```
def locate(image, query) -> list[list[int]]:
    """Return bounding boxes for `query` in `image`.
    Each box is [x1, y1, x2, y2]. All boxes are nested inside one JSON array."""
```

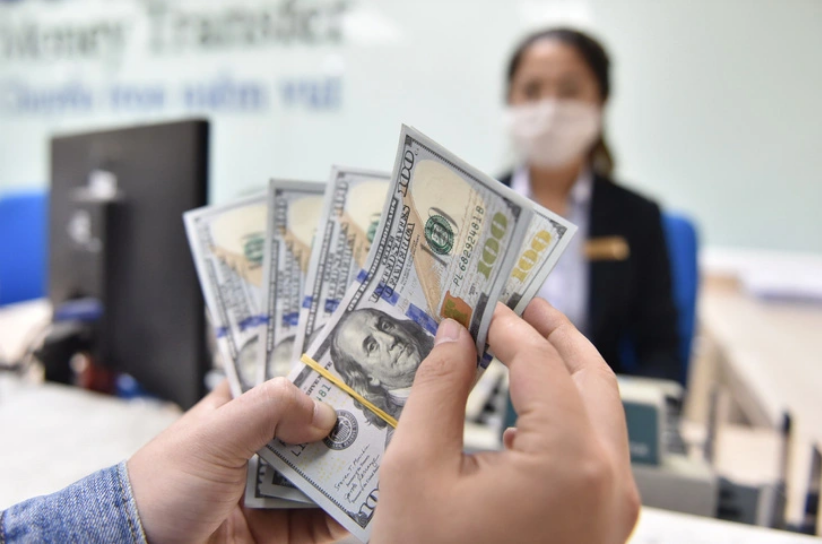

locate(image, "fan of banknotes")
[[184, 125, 577, 541]]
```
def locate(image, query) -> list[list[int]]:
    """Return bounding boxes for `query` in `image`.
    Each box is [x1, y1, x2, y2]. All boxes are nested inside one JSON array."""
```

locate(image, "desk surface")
[[629, 507, 820, 543], [0, 378, 181, 510], [0, 298, 50, 363], [700, 277, 822, 532], [700, 279, 822, 434]]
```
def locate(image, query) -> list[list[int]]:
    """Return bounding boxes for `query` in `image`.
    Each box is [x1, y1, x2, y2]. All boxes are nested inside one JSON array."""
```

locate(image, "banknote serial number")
[[317, 383, 332, 398], [453, 206, 485, 287]]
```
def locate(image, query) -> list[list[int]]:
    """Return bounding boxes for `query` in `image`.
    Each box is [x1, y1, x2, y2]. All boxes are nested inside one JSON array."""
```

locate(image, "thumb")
[[199, 377, 338, 465], [388, 319, 477, 469]]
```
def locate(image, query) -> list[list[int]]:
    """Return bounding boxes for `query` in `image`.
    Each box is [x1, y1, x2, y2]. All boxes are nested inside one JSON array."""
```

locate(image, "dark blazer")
[[500, 172, 681, 381]]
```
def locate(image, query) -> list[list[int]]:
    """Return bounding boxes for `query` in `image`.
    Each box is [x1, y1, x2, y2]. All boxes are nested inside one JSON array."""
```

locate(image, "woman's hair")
[[506, 27, 615, 177]]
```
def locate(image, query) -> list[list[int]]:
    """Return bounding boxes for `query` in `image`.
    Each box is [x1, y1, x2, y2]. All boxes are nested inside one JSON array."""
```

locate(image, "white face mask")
[[504, 99, 602, 170]]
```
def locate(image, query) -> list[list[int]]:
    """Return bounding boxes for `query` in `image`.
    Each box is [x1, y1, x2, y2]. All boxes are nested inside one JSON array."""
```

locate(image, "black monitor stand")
[[39, 184, 118, 390]]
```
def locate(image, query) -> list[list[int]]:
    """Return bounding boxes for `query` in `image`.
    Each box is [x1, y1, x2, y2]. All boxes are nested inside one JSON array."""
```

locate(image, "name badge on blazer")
[[585, 236, 630, 261]]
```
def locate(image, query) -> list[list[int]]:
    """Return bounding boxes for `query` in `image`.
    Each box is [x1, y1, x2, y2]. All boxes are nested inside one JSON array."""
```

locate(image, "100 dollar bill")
[[245, 456, 313, 509], [254, 180, 325, 383], [259, 125, 535, 541], [290, 166, 391, 366], [253, 168, 389, 509], [500, 205, 576, 314], [245, 180, 325, 509], [184, 193, 268, 397]]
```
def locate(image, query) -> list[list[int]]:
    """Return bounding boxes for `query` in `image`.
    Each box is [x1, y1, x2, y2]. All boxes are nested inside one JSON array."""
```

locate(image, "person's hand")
[[128, 378, 348, 544], [372, 299, 640, 543]]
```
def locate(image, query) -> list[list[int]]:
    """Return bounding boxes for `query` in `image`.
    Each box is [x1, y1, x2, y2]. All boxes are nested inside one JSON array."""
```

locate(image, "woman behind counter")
[[501, 27, 681, 381]]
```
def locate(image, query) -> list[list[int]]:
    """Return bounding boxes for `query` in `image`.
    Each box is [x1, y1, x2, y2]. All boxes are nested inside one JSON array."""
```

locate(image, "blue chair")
[[0, 190, 49, 306], [661, 212, 699, 385], [614, 212, 700, 384]]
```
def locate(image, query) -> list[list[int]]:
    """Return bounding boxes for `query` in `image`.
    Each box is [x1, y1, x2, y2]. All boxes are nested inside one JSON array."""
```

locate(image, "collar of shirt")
[[511, 165, 594, 212]]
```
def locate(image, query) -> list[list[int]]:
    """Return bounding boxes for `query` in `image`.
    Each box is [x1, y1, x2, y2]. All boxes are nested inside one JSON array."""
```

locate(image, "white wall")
[[596, 0, 822, 254], [1, 0, 820, 253]]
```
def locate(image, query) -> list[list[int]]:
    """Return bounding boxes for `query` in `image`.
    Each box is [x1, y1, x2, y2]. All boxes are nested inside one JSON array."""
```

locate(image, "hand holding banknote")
[[127, 379, 346, 544], [371, 299, 640, 544], [125, 300, 637, 544], [259, 127, 576, 539]]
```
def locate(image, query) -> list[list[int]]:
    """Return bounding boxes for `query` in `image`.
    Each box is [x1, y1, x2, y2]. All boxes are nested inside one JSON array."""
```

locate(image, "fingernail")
[[435, 318, 462, 345], [312, 400, 337, 430]]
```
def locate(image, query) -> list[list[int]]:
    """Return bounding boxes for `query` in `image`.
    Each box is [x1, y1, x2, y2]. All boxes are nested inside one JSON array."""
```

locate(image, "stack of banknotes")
[[184, 125, 577, 541]]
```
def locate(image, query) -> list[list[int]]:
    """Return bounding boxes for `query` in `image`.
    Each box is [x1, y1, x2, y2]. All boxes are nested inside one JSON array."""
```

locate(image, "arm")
[[1, 462, 146, 543]]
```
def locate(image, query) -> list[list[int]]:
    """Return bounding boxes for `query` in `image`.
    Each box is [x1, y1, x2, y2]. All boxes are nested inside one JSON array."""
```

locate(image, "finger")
[[487, 303, 581, 420], [181, 379, 233, 424], [523, 298, 630, 463], [197, 377, 338, 465], [502, 427, 517, 450], [388, 319, 476, 469]]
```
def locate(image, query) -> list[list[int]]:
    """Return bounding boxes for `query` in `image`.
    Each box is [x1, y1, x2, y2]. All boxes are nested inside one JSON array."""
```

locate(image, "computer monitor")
[[49, 119, 209, 409]]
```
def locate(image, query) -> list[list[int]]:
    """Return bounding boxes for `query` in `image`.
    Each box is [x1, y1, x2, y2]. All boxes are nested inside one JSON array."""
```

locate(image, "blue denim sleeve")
[[0, 461, 147, 544]]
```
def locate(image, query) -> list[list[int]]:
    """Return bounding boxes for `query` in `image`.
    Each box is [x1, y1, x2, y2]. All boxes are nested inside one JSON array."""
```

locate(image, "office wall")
[[1, 0, 820, 253]]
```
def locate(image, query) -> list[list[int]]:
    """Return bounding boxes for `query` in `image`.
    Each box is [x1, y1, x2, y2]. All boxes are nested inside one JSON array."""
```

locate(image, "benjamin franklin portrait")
[[329, 308, 434, 427]]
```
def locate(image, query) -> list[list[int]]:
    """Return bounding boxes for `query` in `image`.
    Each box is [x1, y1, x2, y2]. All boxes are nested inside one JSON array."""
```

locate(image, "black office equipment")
[[48, 119, 209, 409]]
